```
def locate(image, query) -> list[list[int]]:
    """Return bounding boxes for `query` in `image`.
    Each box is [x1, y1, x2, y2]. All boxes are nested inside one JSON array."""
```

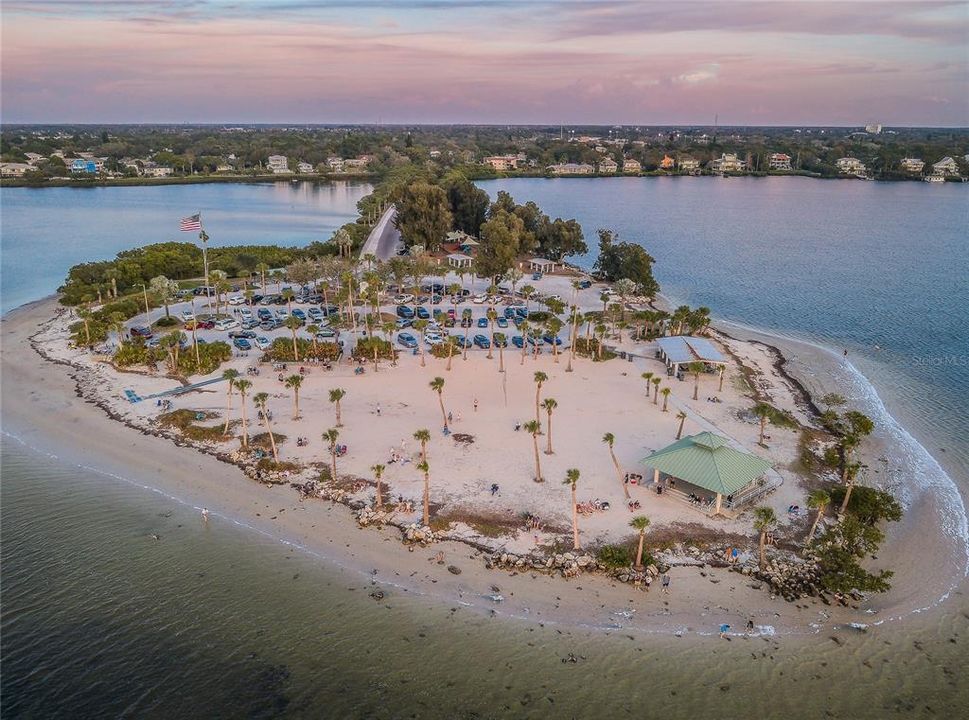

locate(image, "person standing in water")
[[201, 508, 209, 521]]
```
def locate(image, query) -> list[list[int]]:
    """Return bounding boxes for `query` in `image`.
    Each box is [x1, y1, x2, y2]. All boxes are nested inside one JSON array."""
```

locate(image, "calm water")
[[3, 178, 968, 717], [0, 181, 371, 313], [478, 177, 969, 491]]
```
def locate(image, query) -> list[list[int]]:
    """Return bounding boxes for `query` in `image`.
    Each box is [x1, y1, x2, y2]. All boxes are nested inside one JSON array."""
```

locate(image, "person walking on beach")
[[662, 574, 671, 593], [376, 402, 381, 417], [719, 623, 731, 639], [201, 508, 209, 522]]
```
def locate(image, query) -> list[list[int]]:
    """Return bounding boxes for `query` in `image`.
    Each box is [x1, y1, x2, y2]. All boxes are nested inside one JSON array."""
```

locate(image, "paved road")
[[360, 205, 400, 261]]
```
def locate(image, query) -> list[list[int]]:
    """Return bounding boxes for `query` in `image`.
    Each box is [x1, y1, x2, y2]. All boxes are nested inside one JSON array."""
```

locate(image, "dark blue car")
[[543, 334, 563, 346], [473, 334, 491, 349], [511, 335, 525, 348], [503, 307, 516, 319], [416, 306, 431, 319], [477, 316, 489, 328], [233, 337, 252, 351]]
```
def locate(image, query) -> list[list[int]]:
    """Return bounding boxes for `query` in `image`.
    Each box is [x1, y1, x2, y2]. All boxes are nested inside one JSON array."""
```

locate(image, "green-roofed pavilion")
[[641, 432, 772, 514]]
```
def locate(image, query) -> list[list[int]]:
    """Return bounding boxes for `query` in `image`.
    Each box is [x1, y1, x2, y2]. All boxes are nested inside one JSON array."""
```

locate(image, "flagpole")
[[198, 211, 210, 309]]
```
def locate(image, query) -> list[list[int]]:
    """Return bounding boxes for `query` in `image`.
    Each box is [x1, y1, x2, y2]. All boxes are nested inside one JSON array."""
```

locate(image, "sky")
[[2, 0, 967, 126]]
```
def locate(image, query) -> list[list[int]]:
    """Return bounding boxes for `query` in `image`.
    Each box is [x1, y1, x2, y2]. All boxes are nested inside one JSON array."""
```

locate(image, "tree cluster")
[[592, 229, 660, 298]]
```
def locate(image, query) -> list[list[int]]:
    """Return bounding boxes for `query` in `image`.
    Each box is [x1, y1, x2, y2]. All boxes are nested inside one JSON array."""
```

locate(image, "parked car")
[[527, 334, 545, 347], [496, 317, 509, 329], [228, 295, 245, 305], [452, 334, 472, 349], [395, 317, 413, 329], [241, 319, 260, 330], [291, 309, 306, 321], [396, 305, 415, 319], [259, 320, 281, 331], [130, 326, 153, 338], [543, 334, 563, 346], [476, 316, 489, 328], [180, 310, 195, 322], [214, 319, 240, 331], [472, 293, 488, 304], [321, 305, 339, 317], [316, 328, 338, 339], [307, 308, 324, 320], [233, 337, 252, 351], [228, 330, 256, 339], [397, 332, 418, 349], [578, 279, 592, 289], [473, 334, 491, 349], [257, 308, 273, 320], [254, 336, 271, 351], [393, 293, 415, 305], [416, 306, 431, 320], [511, 335, 525, 348], [424, 332, 445, 346], [240, 308, 253, 319]]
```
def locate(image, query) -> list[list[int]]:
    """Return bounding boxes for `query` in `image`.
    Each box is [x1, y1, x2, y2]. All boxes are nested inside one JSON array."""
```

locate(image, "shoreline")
[[3, 296, 966, 640]]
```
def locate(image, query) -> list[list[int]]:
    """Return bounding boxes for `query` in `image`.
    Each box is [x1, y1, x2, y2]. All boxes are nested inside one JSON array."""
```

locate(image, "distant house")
[[326, 157, 345, 171], [296, 161, 314, 174], [865, 124, 882, 135], [678, 157, 700, 171], [621, 158, 641, 173], [932, 156, 959, 176], [267, 155, 290, 174], [836, 157, 867, 176], [24, 152, 45, 164], [598, 158, 618, 174], [710, 153, 746, 173], [0, 162, 32, 177], [69, 158, 105, 174], [660, 154, 676, 170], [344, 155, 373, 169], [142, 165, 173, 178], [482, 155, 519, 171], [899, 158, 924, 173], [768, 153, 792, 171], [546, 163, 594, 175]]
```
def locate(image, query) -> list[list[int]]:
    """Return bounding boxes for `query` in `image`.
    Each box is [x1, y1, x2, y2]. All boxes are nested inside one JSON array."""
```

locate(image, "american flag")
[[179, 213, 202, 232]]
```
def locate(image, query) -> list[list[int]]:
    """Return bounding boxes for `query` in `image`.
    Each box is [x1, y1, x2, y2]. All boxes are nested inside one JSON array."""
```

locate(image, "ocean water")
[[477, 177, 969, 493], [0, 180, 372, 313]]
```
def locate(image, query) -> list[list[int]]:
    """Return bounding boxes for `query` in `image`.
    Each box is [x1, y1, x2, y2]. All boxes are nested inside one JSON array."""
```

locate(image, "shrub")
[[157, 409, 227, 442], [263, 337, 342, 362], [113, 340, 152, 367], [352, 336, 395, 361], [175, 340, 231, 376], [429, 338, 461, 359], [154, 316, 178, 327], [597, 544, 632, 569], [829, 485, 902, 525]]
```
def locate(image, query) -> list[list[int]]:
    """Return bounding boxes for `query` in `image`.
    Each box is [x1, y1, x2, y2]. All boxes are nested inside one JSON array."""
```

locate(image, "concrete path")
[[360, 205, 400, 261]]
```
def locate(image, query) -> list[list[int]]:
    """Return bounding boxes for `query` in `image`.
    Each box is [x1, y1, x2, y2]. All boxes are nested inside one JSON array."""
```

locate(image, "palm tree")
[[234, 378, 252, 448], [661, 387, 671, 412], [541, 398, 558, 454], [221, 369, 240, 434], [519, 319, 530, 365], [77, 307, 93, 347], [306, 323, 320, 352], [371, 463, 386, 510], [524, 420, 543, 482], [413, 318, 429, 367], [284, 315, 303, 361], [630, 516, 651, 570], [839, 461, 863, 517], [413, 428, 430, 463], [253, 392, 278, 462], [417, 460, 431, 526], [688, 361, 705, 401], [566, 305, 581, 372], [652, 377, 661, 404], [329, 388, 346, 426], [752, 403, 773, 446], [285, 374, 303, 419], [429, 377, 448, 431], [602, 432, 629, 499], [642, 371, 654, 396], [805, 489, 831, 543], [255, 262, 269, 291], [752, 506, 777, 570], [486, 307, 497, 360], [675, 410, 688, 439], [564, 468, 581, 550], [533, 371, 548, 427], [323, 428, 340, 480]]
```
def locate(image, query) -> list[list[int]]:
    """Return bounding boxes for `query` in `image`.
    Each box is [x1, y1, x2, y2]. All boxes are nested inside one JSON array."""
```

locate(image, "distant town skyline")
[[2, 0, 967, 126]]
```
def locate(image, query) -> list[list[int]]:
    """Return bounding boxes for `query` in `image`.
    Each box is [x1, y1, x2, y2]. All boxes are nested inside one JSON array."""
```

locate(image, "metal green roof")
[[641, 432, 772, 496]]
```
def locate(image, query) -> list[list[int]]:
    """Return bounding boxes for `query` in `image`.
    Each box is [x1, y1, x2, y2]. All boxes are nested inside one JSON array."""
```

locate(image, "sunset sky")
[[2, 0, 967, 126]]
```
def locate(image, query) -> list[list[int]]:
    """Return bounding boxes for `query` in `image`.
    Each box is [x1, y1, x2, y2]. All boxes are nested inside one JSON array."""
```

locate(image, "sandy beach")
[[2, 289, 965, 639]]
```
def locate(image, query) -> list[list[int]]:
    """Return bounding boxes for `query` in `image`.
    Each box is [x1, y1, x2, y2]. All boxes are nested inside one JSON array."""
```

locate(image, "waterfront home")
[[546, 163, 594, 175], [836, 157, 867, 176], [642, 432, 773, 515], [768, 153, 793, 171], [296, 161, 315, 174], [327, 157, 345, 171], [899, 158, 925, 173], [69, 158, 106, 174], [344, 156, 373, 169], [267, 155, 290, 174], [0, 162, 32, 177], [710, 153, 746, 173], [660, 154, 676, 170], [622, 158, 641, 173], [24, 152, 45, 164], [598, 158, 618, 173], [932, 156, 960, 176], [483, 155, 519, 171], [678, 157, 701, 172], [142, 165, 173, 178]]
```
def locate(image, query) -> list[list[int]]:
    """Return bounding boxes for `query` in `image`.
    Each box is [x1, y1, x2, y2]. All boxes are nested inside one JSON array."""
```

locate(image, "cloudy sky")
[[2, 0, 967, 125]]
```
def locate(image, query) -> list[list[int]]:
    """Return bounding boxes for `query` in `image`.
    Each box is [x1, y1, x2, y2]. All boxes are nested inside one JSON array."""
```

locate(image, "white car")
[[240, 309, 253, 319], [472, 293, 489, 304], [180, 310, 195, 321], [424, 331, 445, 345], [228, 295, 245, 305], [214, 319, 240, 331], [277, 308, 289, 318], [254, 336, 271, 350], [393, 293, 415, 305]]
